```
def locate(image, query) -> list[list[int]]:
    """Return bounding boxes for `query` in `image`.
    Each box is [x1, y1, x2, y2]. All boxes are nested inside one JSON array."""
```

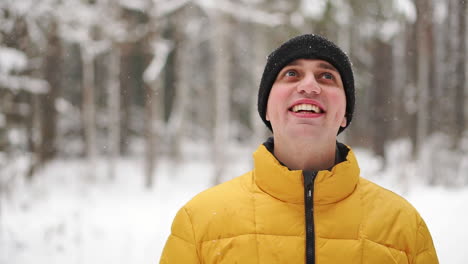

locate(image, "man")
[[160, 34, 439, 264]]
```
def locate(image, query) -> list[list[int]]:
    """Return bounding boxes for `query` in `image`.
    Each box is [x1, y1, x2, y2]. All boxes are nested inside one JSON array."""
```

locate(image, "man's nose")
[[297, 74, 321, 94]]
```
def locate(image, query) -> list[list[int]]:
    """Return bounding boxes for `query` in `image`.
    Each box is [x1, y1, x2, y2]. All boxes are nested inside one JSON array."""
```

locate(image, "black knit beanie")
[[258, 34, 355, 134]]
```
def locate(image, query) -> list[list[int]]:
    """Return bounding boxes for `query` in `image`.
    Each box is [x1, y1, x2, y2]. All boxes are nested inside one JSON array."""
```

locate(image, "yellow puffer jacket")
[[160, 144, 438, 264]]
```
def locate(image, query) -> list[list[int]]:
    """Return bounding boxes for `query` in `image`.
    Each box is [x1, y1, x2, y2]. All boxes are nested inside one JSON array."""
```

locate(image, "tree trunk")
[[26, 94, 41, 179], [143, 32, 159, 189], [81, 48, 97, 180], [144, 80, 157, 188], [431, 1, 447, 136], [405, 24, 419, 158], [392, 23, 407, 139], [370, 38, 393, 160], [336, 21, 351, 143], [40, 21, 62, 164], [144, 66, 165, 189], [251, 25, 268, 145], [455, 0, 466, 144], [166, 12, 190, 163], [107, 47, 121, 180], [415, 0, 434, 183], [212, 13, 231, 185], [119, 43, 133, 156]]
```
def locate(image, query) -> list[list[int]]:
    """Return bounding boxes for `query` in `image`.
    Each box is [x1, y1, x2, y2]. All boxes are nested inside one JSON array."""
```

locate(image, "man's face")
[[266, 59, 347, 140]]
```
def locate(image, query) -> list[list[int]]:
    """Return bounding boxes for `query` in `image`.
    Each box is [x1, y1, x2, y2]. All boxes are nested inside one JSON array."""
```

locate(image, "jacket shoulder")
[[185, 171, 253, 211], [358, 178, 438, 262], [359, 177, 424, 250], [359, 177, 419, 216], [179, 171, 256, 242]]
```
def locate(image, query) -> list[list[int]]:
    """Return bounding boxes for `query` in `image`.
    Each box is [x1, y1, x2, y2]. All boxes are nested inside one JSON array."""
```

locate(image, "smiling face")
[[266, 59, 347, 141]]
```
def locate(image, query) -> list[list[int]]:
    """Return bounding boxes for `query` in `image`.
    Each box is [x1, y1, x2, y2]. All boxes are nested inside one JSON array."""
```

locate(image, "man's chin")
[[286, 125, 323, 138]]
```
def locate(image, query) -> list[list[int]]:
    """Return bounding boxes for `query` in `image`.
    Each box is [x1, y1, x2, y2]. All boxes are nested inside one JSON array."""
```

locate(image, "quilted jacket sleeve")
[[160, 207, 200, 264], [413, 217, 439, 264]]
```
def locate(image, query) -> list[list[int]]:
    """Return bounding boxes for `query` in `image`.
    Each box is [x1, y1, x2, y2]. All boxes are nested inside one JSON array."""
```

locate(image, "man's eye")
[[321, 72, 334, 80], [285, 70, 297, 77]]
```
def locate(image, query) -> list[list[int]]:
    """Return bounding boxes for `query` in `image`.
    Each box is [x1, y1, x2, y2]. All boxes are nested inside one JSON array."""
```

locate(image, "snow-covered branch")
[[195, 0, 286, 26], [0, 47, 48, 93], [143, 39, 174, 84], [154, 0, 191, 17], [0, 74, 49, 94], [0, 47, 27, 74]]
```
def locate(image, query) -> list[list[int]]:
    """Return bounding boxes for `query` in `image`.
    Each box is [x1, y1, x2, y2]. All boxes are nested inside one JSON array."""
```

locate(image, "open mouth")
[[290, 103, 324, 114]]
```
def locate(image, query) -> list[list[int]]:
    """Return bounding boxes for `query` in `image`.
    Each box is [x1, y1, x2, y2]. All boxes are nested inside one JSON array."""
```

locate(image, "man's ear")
[[340, 116, 347, 127]]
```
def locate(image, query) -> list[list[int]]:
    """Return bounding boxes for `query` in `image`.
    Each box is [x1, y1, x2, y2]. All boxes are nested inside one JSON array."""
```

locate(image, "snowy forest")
[[0, 0, 467, 263]]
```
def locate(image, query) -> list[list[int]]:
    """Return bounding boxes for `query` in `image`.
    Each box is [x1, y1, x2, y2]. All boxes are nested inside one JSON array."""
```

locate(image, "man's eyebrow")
[[286, 61, 301, 66], [318, 62, 339, 73], [284, 61, 339, 73]]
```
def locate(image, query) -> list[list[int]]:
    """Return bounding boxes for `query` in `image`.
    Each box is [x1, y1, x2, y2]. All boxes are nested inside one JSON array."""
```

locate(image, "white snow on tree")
[[0, 46, 49, 94]]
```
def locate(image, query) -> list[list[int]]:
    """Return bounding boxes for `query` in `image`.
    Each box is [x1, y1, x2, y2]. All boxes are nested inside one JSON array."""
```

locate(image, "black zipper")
[[303, 171, 317, 264]]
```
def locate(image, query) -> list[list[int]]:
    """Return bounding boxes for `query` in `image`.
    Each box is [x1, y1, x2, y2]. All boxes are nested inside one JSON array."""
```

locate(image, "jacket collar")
[[253, 140, 360, 205]]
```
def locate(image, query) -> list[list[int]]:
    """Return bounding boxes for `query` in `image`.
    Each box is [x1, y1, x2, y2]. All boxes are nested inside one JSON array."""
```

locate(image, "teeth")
[[292, 104, 321, 113]]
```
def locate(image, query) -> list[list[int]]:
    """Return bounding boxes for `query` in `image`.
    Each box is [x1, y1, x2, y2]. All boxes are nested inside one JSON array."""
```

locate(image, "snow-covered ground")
[[0, 145, 466, 264]]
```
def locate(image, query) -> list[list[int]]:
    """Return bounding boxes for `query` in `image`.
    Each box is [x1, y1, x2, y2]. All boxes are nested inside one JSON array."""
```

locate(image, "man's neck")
[[273, 135, 336, 171]]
